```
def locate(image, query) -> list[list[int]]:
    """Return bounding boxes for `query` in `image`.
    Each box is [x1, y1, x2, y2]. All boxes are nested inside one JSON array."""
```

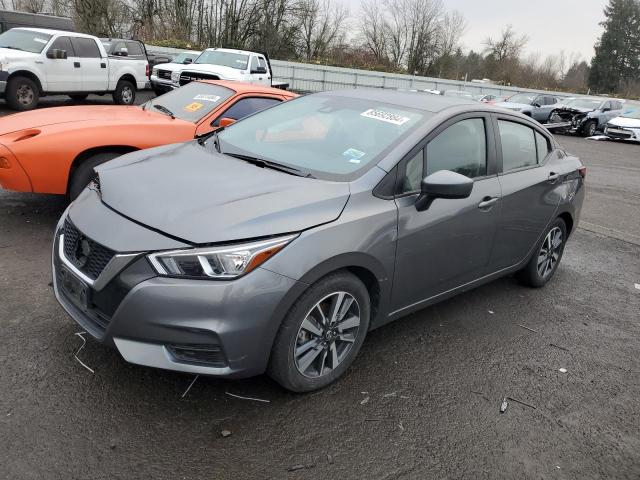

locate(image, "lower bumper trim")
[[114, 337, 235, 376]]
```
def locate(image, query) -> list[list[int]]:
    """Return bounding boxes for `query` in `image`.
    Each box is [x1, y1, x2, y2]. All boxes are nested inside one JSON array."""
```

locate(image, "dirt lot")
[[0, 95, 639, 479]]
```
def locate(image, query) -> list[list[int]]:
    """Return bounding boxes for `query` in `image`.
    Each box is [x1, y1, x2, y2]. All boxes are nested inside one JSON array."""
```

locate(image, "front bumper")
[[52, 218, 304, 378], [604, 125, 639, 141], [150, 76, 174, 93]]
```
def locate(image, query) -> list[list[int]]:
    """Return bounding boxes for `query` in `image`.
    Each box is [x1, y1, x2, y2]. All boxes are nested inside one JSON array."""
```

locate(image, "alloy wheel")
[[17, 84, 34, 105], [122, 86, 133, 104], [587, 122, 596, 136], [294, 291, 361, 378], [537, 226, 563, 278]]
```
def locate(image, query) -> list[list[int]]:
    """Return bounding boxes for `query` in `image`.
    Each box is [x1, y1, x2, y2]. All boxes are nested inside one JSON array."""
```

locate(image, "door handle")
[[478, 196, 499, 210], [100, 62, 106, 68], [74, 61, 80, 68], [548, 172, 560, 183]]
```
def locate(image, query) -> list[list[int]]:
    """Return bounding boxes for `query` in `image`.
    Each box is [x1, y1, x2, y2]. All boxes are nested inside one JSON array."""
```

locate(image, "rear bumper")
[[51, 219, 304, 378]]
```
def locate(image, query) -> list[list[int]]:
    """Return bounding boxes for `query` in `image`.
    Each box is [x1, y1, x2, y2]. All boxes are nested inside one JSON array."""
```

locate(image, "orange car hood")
[[0, 105, 191, 136]]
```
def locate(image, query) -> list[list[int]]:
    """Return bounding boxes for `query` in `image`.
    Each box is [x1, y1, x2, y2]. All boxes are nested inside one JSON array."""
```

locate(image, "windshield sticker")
[[33, 37, 49, 44], [343, 148, 366, 164], [184, 102, 204, 112], [361, 109, 410, 126], [193, 94, 220, 102]]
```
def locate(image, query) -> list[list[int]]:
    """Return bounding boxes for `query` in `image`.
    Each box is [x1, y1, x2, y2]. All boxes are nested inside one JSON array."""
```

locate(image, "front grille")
[[157, 69, 172, 80], [179, 73, 219, 86], [63, 219, 115, 280]]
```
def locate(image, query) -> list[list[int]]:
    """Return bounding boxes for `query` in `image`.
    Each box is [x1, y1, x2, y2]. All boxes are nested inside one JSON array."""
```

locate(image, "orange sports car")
[[0, 80, 297, 199]]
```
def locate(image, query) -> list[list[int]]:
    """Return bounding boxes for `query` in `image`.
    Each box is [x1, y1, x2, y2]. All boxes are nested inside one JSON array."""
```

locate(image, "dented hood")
[[95, 142, 350, 244]]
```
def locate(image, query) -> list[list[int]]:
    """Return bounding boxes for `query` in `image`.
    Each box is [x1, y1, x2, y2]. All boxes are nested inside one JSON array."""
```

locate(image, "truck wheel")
[[6, 76, 39, 111], [68, 152, 122, 200], [113, 79, 136, 105], [69, 94, 89, 101]]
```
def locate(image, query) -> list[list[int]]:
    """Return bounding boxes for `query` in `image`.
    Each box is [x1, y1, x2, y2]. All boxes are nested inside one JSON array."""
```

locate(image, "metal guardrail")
[[145, 44, 573, 98]]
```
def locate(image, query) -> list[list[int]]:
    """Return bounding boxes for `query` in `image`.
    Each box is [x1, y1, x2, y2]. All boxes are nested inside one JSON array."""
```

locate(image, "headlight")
[[171, 71, 180, 82], [147, 234, 297, 279], [151, 67, 158, 75]]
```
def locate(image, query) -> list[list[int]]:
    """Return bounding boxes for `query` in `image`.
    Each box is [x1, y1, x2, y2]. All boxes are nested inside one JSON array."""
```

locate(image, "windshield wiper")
[[225, 152, 313, 178], [153, 104, 175, 119]]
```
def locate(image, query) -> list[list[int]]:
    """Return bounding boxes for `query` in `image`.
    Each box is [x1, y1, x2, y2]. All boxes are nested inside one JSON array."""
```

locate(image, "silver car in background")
[[52, 90, 586, 392]]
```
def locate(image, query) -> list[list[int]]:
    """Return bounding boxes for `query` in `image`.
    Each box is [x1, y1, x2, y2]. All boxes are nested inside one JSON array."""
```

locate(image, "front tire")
[[268, 271, 370, 392], [6, 76, 39, 111], [112, 79, 136, 105], [68, 152, 122, 200], [516, 218, 567, 288], [582, 120, 597, 137]]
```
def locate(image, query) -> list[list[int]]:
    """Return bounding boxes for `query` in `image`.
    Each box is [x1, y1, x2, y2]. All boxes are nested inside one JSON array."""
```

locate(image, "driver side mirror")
[[251, 66, 267, 74], [415, 170, 474, 211], [183, 57, 193, 64], [46, 48, 67, 60], [533, 102, 541, 108], [602, 107, 611, 112]]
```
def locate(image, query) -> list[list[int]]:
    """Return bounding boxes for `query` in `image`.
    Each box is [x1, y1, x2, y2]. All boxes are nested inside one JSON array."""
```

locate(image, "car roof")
[[13, 27, 93, 38], [321, 88, 478, 113], [203, 47, 256, 56], [198, 79, 297, 97]]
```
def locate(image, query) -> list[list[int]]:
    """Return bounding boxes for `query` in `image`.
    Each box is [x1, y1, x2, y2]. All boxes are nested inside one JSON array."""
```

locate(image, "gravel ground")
[[0, 101, 639, 480]]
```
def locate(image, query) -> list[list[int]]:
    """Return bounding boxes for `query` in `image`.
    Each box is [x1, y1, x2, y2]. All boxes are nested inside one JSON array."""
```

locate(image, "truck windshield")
[[141, 82, 234, 123], [194, 50, 249, 70], [217, 94, 430, 181], [0, 29, 52, 53]]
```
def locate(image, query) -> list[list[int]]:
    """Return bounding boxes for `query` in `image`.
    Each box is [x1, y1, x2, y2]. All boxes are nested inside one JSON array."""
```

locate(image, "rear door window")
[[498, 120, 538, 172], [72, 37, 101, 58]]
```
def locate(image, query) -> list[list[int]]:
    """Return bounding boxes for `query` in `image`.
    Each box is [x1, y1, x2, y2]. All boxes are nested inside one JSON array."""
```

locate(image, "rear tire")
[[6, 76, 39, 111], [68, 94, 89, 101], [112, 79, 136, 105], [268, 271, 370, 392], [68, 152, 122, 200], [516, 218, 567, 288]]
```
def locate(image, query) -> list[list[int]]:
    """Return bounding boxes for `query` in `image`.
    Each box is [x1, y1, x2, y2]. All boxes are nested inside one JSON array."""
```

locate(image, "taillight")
[[578, 166, 587, 179], [146, 63, 150, 77]]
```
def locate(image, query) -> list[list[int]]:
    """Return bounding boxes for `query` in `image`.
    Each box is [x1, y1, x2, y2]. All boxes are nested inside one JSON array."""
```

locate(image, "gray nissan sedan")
[[52, 89, 585, 392]]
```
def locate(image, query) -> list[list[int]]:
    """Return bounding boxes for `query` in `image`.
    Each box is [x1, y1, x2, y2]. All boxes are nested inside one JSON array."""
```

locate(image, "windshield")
[[216, 94, 430, 180], [565, 98, 604, 109], [195, 50, 249, 70], [506, 93, 535, 104], [621, 105, 640, 119], [142, 82, 234, 122], [0, 29, 52, 54], [173, 52, 198, 64]]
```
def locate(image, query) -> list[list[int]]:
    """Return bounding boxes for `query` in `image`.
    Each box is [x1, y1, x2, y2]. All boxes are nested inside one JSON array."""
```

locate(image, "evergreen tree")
[[589, 0, 640, 93]]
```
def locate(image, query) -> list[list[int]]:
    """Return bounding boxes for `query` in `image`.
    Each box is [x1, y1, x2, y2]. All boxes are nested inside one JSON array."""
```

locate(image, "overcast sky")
[[344, 0, 608, 62]]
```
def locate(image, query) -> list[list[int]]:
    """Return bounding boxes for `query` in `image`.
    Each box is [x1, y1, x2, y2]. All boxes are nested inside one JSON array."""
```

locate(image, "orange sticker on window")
[[184, 102, 204, 112]]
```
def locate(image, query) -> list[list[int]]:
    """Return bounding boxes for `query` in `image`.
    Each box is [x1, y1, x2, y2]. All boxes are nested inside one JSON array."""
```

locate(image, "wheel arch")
[[557, 211, 574, 237], [117, 73, 137, 87], [8, 70, 43, 94], [67, 145, 139, 193]]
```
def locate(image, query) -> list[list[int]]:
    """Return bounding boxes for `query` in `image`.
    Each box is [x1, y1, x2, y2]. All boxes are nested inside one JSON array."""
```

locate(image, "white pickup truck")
[[0, 27, 148, 110], [169, 48, 288, 90]]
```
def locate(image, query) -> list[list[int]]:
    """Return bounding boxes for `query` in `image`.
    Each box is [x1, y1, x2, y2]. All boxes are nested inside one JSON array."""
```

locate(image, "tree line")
[[4, 0, 639, 97]]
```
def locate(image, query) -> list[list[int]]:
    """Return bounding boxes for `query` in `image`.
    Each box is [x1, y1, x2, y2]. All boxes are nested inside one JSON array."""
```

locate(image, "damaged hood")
[[552, 106, 594, 115], [95, 142, 350, 244], [607, 116, 640, 128]]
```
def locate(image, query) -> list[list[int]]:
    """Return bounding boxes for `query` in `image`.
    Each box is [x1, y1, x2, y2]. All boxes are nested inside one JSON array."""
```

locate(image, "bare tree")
[[359, 0, 388, 64], [298, 0, 348, 61]]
